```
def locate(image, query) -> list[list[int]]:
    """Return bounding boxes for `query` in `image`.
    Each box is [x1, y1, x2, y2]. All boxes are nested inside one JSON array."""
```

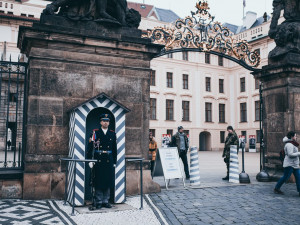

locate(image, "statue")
[[43, 0, 141, 28], [268, 0, 300, 62]]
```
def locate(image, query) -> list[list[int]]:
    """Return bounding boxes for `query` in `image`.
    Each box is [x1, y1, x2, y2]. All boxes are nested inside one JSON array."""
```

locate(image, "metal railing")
[[0, 58, 27, 171], [60, 157, 144, 216]]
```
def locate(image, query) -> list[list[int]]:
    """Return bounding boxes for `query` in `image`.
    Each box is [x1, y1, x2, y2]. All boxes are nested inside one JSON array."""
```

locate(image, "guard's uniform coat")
[[87, 128, 117, 190]]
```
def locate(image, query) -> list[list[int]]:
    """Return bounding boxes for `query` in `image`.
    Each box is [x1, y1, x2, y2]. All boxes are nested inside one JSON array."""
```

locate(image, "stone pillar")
[[252, 0, 300, 179], [18, 15, 163, 199], [253, 64, 300, 178]]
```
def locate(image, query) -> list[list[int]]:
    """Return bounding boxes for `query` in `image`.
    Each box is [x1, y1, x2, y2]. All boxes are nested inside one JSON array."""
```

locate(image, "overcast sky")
[[129, 0, 274, 25]]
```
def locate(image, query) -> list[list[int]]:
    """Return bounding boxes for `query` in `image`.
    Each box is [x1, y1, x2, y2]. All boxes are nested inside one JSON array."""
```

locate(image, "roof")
[[250, 15, 271, 29], [68, 93, 131, 113], [223, 23, 239, 34], [155, 8, 180, 23], [225, 14, 271, 34], [127, 2, 156, 19]]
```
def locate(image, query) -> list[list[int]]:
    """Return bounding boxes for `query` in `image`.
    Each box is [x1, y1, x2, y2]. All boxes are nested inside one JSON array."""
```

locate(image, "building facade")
[[0, 1, 283, 153], [133, 4, 283, 151]]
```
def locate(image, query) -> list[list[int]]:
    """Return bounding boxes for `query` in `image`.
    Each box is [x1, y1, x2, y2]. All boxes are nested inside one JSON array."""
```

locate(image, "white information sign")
[[159, 147, 183, 180]]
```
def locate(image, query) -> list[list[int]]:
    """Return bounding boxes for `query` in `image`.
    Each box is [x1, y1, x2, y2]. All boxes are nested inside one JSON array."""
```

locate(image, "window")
[[7, 11, 13, 14], [220, 131, 225, 143], [183, 74, 188, 89], [240, 103, 247, 122], [167, 129, 173, 136], [240, 77, 246, 92], [182, 51, 188, 61], [21, 13, 26, 17], [219, 104, 225, 123], [150, 98, 156, 120], [218, 56, 223, 66], [206, 77, 211, 92], [255, 101, 260, 121], [0, 10, 4, 13], [255, 79, 260, 90], [5, 2, 7, 8], [150, 70, 156, 86], [167, 53, 173, 58], [182, 101, 190, 121], [10, 4, 13, 9], [256, 130, 261, 143], [205, 53, 210, 64], [149, 129, 156, 137], [166, 72, 173, 88], [9, 93, 17, 102], [166, 99, 174, 120], [241, 131, 247, 142], [219, 79, 224, 93], [0, 2, 2, 7], [28, 14, 34, 18], [205, 102, 212, 122]]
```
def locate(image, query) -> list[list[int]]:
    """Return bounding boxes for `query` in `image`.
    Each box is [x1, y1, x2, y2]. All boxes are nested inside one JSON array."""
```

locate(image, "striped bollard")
[[229, 145, 240, 183], [189, 146, 201, 186]]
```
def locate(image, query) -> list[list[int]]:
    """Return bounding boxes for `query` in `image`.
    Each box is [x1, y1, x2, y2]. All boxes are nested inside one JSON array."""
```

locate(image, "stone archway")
[[199, 132, 211, 151]]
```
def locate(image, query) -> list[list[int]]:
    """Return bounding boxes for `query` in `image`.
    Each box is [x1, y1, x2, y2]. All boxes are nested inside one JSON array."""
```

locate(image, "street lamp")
[[256, 82, 271, 182]]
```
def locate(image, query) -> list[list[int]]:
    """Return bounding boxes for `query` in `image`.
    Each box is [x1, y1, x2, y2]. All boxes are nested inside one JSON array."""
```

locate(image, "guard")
[[87, 114, 117, 210]]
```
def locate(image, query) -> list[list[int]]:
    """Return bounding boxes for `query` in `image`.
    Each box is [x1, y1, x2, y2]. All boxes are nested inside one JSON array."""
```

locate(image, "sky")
[[129, 0, 274, 25]]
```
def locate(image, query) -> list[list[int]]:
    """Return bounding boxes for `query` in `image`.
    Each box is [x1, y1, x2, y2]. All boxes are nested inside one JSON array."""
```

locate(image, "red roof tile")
[[127, 2, 157, 19]]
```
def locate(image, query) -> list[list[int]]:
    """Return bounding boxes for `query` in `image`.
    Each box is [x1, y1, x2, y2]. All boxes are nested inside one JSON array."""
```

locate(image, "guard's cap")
[[100, 114, 111, 122], [178, 126, 183, 131], [227, 125, 233, 131]]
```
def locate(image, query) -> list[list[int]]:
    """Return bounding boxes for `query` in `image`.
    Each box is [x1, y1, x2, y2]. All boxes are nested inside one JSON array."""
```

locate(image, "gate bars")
[[0, 57, 27, 170]]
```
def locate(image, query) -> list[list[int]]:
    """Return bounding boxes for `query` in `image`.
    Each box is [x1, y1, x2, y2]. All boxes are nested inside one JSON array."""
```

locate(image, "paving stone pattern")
[[0, 200, 76, 225], [150, 183, 300, 225]]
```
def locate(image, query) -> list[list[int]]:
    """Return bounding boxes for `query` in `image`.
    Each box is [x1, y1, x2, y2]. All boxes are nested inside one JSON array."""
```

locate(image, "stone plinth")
[[18, 15, 163, 199], [252, 63, 300, 178]]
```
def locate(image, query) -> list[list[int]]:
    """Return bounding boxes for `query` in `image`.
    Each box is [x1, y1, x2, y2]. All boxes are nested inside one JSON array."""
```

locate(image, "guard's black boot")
[[96, 204, 102, 209], [102, 203, 112, 208], [222, 175, 229, 180]]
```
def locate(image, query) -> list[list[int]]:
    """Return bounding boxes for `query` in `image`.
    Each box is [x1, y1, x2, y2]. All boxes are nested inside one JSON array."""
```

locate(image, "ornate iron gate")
[[0, 58, 28, 171]]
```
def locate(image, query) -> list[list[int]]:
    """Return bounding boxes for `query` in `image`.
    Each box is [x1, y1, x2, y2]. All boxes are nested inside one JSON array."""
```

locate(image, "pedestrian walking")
[[149, 132, 157, 172], [87, 114, 117, 210], [274, 131, 300, 196], [170, 126, 190, 179], [222, 126, 239, 180]]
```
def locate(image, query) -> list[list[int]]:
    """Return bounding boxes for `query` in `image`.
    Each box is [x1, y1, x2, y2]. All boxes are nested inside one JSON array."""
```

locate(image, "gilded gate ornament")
[[144, 1, 260, 70]]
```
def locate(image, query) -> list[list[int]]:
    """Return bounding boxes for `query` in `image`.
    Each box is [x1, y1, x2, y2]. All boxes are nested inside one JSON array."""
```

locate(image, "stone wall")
[[18, 17, 163, 199]]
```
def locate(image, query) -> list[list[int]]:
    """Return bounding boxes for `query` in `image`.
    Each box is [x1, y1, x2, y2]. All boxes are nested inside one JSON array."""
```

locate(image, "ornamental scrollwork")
[[143, 1, 260, 68]]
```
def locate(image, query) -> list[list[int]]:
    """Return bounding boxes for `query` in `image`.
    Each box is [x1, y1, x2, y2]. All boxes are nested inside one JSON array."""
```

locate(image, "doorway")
[[199, 132, 211, 151]]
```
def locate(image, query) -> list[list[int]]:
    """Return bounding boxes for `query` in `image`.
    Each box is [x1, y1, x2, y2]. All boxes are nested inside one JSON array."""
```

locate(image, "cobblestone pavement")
[[149, 183, 300, 225], [0, 196, 160, 225]]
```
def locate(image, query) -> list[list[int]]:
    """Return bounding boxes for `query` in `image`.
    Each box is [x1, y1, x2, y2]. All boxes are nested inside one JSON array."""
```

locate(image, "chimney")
[[243, 11, 257, 29]]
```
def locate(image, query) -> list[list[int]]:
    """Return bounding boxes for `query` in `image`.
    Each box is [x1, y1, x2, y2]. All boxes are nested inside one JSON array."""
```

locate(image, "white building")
[[0, 1, 282, 152], [131, 2, 283, 151]]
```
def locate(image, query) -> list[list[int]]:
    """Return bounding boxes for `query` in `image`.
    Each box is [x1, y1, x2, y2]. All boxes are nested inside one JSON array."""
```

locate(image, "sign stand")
[[152, 147, 185, 189]]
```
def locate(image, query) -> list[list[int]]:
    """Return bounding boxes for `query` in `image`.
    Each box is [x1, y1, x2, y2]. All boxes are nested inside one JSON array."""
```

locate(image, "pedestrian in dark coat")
[[222, 126, 239, 180], [87, 114, 117, 210], [170, 126, 190, 179]]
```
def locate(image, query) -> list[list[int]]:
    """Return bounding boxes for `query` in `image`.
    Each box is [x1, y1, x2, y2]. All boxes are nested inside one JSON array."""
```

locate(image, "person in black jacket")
[[87, 114, 117, 210], [170, 126, 190, 179]]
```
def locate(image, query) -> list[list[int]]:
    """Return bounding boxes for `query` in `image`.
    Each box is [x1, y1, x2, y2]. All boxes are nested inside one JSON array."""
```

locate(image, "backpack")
[[279, 149, 285, 163]]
